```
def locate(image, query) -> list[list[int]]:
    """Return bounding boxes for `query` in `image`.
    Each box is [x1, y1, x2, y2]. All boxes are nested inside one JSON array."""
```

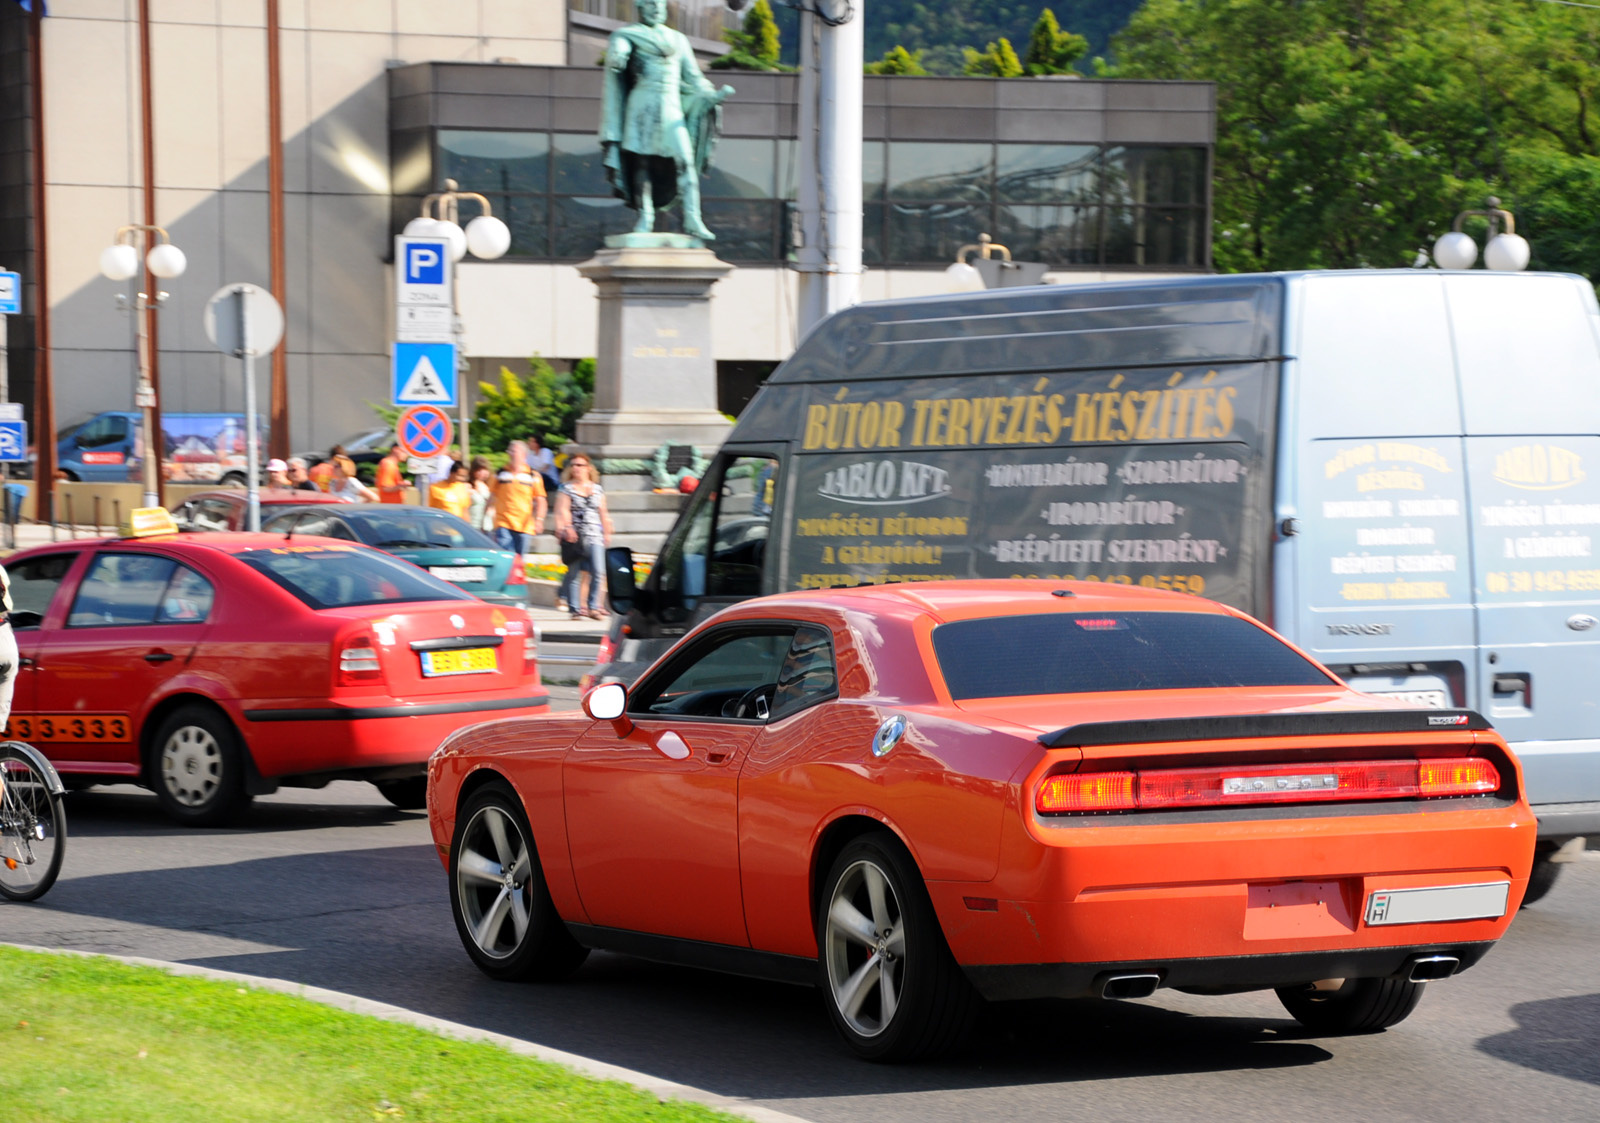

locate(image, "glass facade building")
[[393, 67, 1215, 272]]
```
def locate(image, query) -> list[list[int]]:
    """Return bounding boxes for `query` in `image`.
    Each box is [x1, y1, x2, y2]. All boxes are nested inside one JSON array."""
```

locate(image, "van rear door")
[[1450, 274, 1600, 806]]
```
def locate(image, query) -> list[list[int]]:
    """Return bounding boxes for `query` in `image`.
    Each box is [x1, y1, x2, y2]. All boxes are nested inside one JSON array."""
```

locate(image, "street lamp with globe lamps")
[[99, 224, 186, 508], [404, 179, 510, 459], [1432, 197, 1531, 272]]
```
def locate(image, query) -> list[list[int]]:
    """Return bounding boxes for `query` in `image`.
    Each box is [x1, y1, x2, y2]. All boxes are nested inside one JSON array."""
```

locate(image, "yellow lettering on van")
[[985, 397, 1008, 444], [804, 405, 828, 450], [880, 401, 905, 448], [946, 397, 972, 446], [841, 402, 863, 449], [925, 399, 949, 447], [1193, 387, 1217, 440], [1024, 395, 1045, 443], [1213, 386, 1237, 438], [1097, 393, 1117, 442], [910, 399, 931, 446], [1171, 388, 1196, 439], [1135, 391, 1160, 440], [857, 401, 881, 448], [1118, 391, 1138, 442], [1004, 396, 1028, 444], [1044, 394, 1066, 442], [1072, 393, 1096, 443]]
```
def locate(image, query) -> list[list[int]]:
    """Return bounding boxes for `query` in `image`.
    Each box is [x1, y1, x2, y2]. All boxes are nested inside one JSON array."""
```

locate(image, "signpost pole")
[[236, 286, 262, 533]]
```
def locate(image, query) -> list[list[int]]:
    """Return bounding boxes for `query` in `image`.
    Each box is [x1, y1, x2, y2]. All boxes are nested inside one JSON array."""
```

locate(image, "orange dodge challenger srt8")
[[427, 580, 1536, 1061]]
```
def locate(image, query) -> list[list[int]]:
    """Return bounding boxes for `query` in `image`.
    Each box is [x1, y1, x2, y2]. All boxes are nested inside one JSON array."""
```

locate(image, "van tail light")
[[337, 634, 383, 687], [506, 562, 527, 586], [1037, 756, 1500, 816]]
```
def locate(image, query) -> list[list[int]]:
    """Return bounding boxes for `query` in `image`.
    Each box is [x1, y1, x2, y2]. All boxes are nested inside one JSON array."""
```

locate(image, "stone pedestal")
[[574, 237, 735, 460]]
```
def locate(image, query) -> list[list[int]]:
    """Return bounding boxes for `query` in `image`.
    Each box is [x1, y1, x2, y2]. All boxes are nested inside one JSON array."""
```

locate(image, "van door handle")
[[1492, 673, 1531, 705], [144, 651, 175, 664]]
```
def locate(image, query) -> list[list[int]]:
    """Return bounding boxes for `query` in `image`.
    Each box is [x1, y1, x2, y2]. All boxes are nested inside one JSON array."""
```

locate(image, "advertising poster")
[[784, 365, 1272, 612], [1469, 437, 1600, 602]]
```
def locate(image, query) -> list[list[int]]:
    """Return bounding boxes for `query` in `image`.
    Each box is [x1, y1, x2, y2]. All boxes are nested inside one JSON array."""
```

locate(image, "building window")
[[426, 129, 1208, 270]]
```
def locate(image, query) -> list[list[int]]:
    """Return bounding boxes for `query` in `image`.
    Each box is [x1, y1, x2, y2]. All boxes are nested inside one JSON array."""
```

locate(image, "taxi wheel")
[[374, 777, 427, 810], [1275, 976, 1425, 1034], [817, 835, 978, 1062], [449, 783, 588, 981], [150, 705, 251, 827]]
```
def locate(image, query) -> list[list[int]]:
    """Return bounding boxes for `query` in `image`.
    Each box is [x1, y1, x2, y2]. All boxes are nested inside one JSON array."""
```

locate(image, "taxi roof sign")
[[120, 507, 179, 539]]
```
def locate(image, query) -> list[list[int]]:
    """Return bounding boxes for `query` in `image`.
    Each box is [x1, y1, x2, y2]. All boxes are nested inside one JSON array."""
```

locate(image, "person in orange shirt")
[[374, 445, 406, 504], [308, 444, 343, 492], [493, 440, 546, 561], [428, 460, 473, 519]]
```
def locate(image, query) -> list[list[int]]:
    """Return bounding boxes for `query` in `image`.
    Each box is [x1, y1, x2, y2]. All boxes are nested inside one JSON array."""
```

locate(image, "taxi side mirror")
[[582, 681, 633, 737]]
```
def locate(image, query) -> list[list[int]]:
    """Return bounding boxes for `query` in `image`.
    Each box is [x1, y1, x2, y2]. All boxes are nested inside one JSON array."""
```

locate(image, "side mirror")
[[605, 545, 637, 615], [582, 681, 633, 736]]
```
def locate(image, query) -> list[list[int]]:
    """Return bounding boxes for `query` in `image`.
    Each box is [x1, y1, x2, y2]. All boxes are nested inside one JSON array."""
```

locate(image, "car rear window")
[[932, 612, 1337, 700], [236, 544, 473, 609]]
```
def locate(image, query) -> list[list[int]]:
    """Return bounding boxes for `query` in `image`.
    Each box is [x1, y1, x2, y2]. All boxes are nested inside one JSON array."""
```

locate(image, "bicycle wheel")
[[0, 745, 66, 902]]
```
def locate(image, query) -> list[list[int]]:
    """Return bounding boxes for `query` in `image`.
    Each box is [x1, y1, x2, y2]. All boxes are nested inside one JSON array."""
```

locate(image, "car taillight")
[[521, 620, 539, 672], [506, 562, 526, 586], [338, 635, 383, 686], [1036, 756, 1500, 815]]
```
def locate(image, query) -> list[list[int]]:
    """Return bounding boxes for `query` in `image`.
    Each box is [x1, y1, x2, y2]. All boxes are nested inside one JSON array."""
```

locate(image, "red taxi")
[[428, 580, 1535, 1060], [4, 517, 547, 825]]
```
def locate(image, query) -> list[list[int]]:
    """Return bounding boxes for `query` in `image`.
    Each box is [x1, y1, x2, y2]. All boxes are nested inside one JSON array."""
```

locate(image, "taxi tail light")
[[523, 621, 540, 673], [1036, 756, 1500, 815], [337, 635, 383, 686], [506, 563, 527, 586]]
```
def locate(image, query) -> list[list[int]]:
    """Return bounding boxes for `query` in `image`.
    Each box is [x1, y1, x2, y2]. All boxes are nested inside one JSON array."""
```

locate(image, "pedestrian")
[[493, 440, 546, 566], [266, 458, 291, 489], [308, 445, 344, 492], [428, 460, 473, 519], [554, 451, 613, 620], [528, 435, 561, 495], [327, 454, 378, 502], [374, 444, 406, 504], [286, 456, 319, 491], [467, 456, 495, 531]]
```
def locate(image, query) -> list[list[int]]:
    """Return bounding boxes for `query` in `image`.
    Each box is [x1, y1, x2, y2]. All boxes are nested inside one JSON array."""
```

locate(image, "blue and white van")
[[602, 269, 1600, 899], [58, 411, 263, 484]]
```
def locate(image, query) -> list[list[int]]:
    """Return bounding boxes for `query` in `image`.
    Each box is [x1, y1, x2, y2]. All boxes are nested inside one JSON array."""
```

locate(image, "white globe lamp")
[[434, 220, 468, 262], [1432, 231, 1478, 271], [465, 214, 511, 260], [1484, 233, 1531, 272], [145, 242, 187, 279], [403, 216, 442, 238], [945, 260, 984, 292], [99, 243, 139, 281]]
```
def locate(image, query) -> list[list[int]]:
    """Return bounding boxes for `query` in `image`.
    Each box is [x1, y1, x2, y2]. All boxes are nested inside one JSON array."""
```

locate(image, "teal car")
[[259, 504, 527, 606]]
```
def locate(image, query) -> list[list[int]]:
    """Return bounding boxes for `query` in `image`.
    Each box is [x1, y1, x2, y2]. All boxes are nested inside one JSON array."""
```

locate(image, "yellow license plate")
[[420, 648, 497, 677], [3, 713, 132, 742]]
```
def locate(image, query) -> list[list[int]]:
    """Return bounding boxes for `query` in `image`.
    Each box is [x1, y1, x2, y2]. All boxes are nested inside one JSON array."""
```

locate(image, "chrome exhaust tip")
[[1407, 955, 1460, 982], [1100, 972, 1161, 1000]]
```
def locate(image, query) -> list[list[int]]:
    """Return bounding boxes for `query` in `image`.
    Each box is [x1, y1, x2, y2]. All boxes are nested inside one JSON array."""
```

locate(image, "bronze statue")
[[599, 0, 734, 242]]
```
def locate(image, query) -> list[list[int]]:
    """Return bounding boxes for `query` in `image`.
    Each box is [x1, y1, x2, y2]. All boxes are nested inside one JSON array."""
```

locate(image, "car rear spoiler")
[[1038, 709, 1492, 749]]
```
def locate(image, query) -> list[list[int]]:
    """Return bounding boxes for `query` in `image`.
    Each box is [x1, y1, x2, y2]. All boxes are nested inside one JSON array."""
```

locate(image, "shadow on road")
[[15, 792, 1334, 1104], [1478, 993, 1600, 1086], [60, 784, 421, 837]]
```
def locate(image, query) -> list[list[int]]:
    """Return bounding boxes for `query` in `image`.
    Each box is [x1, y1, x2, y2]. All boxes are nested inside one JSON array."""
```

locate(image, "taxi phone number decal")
[[3, 714, 132, 742]]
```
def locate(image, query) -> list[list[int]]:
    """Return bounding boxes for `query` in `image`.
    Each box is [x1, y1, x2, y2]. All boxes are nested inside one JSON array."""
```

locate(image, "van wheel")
[[220, 471, 247, 488], [1276, 977, 1424, 1034], [817, 834, 978, 1061], [1521, 843, 1563, 907], [150, 705, 251, 827]]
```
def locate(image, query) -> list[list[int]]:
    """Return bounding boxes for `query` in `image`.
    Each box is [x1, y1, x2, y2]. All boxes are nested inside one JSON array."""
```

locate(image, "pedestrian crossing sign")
[[392, 340, 457, 407]]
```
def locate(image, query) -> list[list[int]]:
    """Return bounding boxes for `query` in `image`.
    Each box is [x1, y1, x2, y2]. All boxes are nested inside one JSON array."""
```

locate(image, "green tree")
[[865, 45, 929, 76], [962, 37, 1024, 77], [711, 0, 785, 72], [471, 356, 593, 454], [1024, 8, 1088, 75]]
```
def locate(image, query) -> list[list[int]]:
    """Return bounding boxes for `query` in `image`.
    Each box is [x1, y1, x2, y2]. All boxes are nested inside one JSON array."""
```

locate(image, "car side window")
[[155, 565, 215, 624], [68, 553, 179, 627], [631, 629, 796, 719], [770, 624, 838, 719], [6, 553, 78, 627], [190, 498, 234, 532]]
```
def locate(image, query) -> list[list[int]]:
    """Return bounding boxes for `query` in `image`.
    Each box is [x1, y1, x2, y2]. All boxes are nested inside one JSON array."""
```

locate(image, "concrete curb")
[[4, 943, 816, 1123]]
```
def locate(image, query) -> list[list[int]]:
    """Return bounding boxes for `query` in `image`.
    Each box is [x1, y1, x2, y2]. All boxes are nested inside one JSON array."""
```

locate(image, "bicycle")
[[0, 741, 66, 902]]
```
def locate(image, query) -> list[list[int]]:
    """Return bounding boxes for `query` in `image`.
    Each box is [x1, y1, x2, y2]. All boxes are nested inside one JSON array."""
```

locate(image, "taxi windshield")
[[932, 612, 1337, 700], [236, 545, 473, 609]]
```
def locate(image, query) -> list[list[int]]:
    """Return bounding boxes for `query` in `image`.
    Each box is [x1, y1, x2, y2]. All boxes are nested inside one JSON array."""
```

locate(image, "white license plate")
[[1365, 882, 1510, 926], [429, 566, 488, 583], [1369, 689, 1451, 709]]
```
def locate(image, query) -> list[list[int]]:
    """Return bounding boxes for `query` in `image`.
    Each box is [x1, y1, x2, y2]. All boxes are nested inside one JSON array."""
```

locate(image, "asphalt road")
[[4, 685, 1597, 1122]]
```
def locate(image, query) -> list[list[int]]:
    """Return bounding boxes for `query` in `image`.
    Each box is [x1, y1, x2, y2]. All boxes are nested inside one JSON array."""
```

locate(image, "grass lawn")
[[0, 946, 741, 1123]]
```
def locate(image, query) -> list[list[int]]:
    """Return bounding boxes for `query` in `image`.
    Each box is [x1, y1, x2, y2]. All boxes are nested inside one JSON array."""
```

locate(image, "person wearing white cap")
[[266, 458, 290, 488]]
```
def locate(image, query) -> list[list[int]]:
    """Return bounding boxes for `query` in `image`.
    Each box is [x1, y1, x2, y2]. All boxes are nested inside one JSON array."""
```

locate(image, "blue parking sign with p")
[[405, 243, 444, 285], [0, 420, 28, 463]]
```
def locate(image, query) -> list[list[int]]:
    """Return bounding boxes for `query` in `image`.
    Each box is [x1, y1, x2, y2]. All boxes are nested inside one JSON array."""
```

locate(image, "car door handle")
[[144, 651, 175, 664], [18, 656, 34, 668]]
